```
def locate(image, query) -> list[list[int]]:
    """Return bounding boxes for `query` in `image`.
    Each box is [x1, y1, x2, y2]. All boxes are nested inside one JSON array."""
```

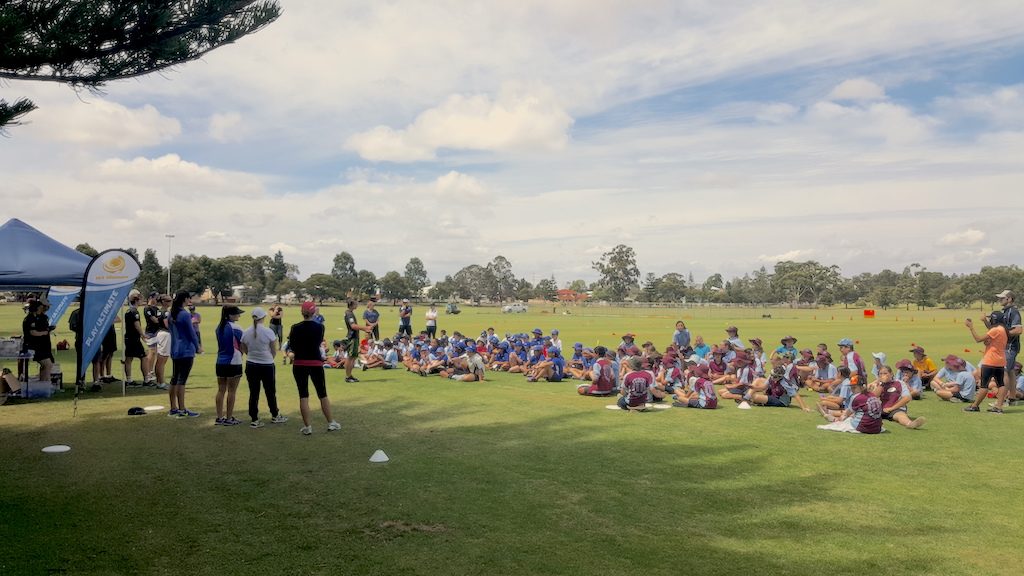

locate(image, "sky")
[[3, 0, 1024, 287]]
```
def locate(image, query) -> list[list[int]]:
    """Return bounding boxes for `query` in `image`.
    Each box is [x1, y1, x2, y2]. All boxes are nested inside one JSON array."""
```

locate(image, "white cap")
[[871, 352, 886, 362], [251, 307, 267, 320]]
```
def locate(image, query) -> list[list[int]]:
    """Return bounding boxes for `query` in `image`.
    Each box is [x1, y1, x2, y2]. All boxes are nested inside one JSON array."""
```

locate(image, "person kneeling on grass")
[[930, 355, 977, 403], [816, 376, 883, 434], [618, 357, 664, 410], [872, 366, 925, 429], [578, 346, 617, 397], [673, 364, 718, 409]]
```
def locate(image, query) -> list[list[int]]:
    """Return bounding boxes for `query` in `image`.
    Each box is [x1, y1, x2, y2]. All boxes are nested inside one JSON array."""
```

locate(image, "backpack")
[[68, 309, 81, 333]]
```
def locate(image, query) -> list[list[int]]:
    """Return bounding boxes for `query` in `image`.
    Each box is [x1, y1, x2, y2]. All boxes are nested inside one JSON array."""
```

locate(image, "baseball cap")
[[574, 342, 583, 349], [301, 301, 317, 315], [223, 305, 244, 316], [837, 338, 854, 347], [909, 346, 925, 354], [402, 298, 410, 303], [127, 407, 147, 416], [551, 329, 559, 334], [871, 352, 886, 362], [251, 307, 267, 320], [532, 328, 543, 335], [996, 290, 1015, 299]]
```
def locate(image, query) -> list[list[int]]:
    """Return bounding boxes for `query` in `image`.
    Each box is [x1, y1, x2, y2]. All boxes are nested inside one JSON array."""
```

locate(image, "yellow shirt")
[[912, 357, 937, 375]]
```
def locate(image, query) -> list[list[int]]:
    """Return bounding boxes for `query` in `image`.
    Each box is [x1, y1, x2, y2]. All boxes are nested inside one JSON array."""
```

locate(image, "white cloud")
[[26, 99, 180, 149], [827, 78, 886, 101], [934, 84, 1024, 128], [346, 86, 573, 162], [208, 112, 246, 143], [757, 249, 817, 264], [200, 231, 230, 240], [937, 228, 986, 246], [92, 154, 265, 197], [269, 242, 298, 254]]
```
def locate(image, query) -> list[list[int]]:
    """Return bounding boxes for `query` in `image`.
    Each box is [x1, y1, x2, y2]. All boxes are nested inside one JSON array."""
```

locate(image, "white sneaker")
[[155, 383, 168, 390], [271, 414, 289, 424], [327, 421, 341, 432], [300, 425, 312, 435], [250, 420, 265, 428]]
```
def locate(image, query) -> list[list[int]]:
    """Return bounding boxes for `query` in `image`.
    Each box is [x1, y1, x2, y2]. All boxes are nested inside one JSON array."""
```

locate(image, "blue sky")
[[2, 1, 1023, 286]]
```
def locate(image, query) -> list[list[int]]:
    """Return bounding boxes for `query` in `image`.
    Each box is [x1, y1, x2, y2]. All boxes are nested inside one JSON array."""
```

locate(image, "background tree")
[[534, 277, 558, 302], [592, 244, 640, 301], [486, 256, 516, 303], [136, 248, 164, 294], [0, 0, 281, 129], [403, 257, 430, 298], [331, 251, 358, 295], [353, 269, 377, 301], [74, 242, 99, 257], [303, 273, 343, 304], [380, 271, 408, 303]]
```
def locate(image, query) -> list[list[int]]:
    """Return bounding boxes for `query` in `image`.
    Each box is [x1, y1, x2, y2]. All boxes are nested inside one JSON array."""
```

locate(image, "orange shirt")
[[982, 326, 1008, 368], [912, 357, 936, 374]]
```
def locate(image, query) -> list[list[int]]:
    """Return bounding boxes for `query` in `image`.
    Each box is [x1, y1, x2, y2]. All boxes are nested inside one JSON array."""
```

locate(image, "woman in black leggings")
[[288, 301, 340, 435]]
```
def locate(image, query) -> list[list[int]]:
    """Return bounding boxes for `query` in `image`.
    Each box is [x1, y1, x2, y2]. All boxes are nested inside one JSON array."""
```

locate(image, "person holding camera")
[[963, 311, 1009, 413]]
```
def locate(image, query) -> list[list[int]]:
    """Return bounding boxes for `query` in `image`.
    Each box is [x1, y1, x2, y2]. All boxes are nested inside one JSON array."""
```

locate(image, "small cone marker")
[[369, 449, 389, 463]]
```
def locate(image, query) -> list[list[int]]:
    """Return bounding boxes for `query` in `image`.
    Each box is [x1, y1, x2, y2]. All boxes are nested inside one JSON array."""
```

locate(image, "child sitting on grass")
[[816, 375, 883, 434]]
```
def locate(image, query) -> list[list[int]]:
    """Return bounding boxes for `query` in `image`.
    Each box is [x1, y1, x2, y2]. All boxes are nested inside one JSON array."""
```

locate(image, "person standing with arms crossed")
[[398, 298, 413, 338], [363, 297, 381, 341], [167, 291, 202, 418], [288, 301, 340, 435], [425, 303, 439, 340], [343, 299, 373, 383], [996, 290, 1022, 405]]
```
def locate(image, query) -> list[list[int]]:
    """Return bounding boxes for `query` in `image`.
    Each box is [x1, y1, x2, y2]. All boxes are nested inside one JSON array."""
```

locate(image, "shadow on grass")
[[0, 389, 967, 576]]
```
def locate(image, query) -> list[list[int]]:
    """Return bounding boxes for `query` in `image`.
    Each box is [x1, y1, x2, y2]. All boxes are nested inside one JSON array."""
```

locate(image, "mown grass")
[[1, 303, 1020, 576]]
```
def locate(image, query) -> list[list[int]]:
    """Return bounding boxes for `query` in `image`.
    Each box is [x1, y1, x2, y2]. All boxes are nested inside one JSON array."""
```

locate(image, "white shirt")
[[241, 325, 277, 364], [425, 309, 438, 327]]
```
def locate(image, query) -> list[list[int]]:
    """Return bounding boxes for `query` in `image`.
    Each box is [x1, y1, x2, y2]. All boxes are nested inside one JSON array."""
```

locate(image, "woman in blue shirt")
[[168, 291, 202, 418]]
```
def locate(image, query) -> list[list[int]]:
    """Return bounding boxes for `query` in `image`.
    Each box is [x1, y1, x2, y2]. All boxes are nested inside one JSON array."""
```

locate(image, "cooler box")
[[24, 378, 54, 399]]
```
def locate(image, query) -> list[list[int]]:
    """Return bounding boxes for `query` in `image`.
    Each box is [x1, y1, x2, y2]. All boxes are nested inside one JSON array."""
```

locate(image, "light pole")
[[165, 234, 175, 294]]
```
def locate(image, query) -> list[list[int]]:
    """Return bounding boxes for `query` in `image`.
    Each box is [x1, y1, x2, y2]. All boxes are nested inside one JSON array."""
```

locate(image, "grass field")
[[1, 303, 1021, 576]]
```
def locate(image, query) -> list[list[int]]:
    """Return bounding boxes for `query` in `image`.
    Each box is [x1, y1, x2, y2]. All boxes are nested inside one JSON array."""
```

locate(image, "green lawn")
[[1, 303, 1020, 576]]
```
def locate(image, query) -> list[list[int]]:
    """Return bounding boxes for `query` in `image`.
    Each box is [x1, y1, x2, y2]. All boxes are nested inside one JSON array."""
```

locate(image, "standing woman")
[[213, 305, 244, 426], [964, 311, 1009, 413], [241, 307, 287, 428], [289, 301, 340, 435], [363, 298, 381, 341], [168, 291, 202, 418], [269, 305, 284, 346], [425, 304, 439, 340]]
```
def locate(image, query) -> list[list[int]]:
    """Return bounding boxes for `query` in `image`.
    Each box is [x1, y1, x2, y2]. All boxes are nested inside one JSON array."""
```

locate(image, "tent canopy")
[[0, 218, 91, 289]]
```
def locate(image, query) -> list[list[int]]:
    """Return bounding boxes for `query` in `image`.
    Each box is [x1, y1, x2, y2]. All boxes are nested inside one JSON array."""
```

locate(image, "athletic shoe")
[[225, 417, 242, 426], [948, 396, 963, 403], [962, 406, 980, 412], [181, 409, 201, 418], [155, 383, 169, 390], [214, 417, 226, 425], [167, 409, 184, 418], [271, 414, 289, 424], [250, 420, 265, 428], [987, 406, 1004, 414], [300, 425, 312, 435], [362, 363, 368, 371], [327, 421, 341, 432], [345, 377, 359, 383], [125, 380, 141, 387]]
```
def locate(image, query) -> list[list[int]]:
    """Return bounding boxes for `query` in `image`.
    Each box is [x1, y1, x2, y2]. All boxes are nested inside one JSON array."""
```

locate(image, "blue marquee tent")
[[0, 218, 92, 288]]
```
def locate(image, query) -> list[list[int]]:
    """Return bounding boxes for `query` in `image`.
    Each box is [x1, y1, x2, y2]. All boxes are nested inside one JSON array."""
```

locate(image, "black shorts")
[[981, 365, 1006, 388], [215, 364, 243, 378], [124, 338, 146, 359], [882, 408, 906, 421], [33, 348, 54, 363], [293, 365, 327, 399]]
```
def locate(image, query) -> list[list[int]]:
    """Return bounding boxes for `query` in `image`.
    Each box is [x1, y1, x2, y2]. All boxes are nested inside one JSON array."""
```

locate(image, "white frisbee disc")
[[605, 404, 622, 410], [143, 405, 165, 412], [42, 445, 71, 453]]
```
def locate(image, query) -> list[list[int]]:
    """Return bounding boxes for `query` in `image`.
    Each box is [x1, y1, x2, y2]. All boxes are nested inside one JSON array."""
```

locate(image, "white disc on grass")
[[605, 404, 622, 410], [42, 445, 71, 453], [369, 449, 390, 463], [143, 405, 165, 412], [647, 403, 671, 410]]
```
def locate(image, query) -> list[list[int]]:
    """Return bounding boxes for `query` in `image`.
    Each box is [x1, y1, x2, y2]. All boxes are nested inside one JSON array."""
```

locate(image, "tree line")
[[72, 242, 1023, 309]]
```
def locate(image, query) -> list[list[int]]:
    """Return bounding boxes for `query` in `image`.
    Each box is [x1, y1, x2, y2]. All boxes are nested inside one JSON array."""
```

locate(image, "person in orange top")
[[963, 311, 1008, 413], [910, 346, 938, 387]]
